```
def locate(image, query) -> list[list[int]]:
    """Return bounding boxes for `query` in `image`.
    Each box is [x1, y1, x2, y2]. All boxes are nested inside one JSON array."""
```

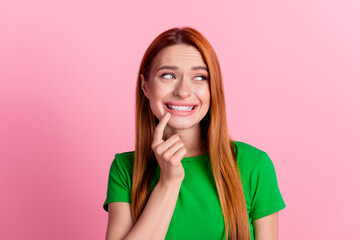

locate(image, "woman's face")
[[140, 44, 210, 130]]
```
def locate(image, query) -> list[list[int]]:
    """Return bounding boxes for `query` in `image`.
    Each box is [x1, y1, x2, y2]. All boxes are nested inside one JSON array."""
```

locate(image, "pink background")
[[1, 0, 359, 239]]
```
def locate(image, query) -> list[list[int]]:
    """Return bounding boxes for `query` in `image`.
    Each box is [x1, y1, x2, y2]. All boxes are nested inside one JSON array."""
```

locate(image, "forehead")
[[153, 44, 206, 69]]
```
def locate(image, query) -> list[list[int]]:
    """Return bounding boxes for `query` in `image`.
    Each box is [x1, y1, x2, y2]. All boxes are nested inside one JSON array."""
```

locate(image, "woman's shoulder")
[[233, 140, 267, 158], [232, 140, 271, 171], [233, 140, 286, 219], [111, 150, 135, 172], [115, 150, 135, 160]]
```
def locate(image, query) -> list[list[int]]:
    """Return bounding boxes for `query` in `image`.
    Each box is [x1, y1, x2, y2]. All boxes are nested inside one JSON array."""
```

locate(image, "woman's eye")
[[194, 75, 208, 81], [160, 73, 175, 79]]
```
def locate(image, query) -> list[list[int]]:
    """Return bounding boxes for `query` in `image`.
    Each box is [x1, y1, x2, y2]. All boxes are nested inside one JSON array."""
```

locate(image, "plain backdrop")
[[1, 0, 359, 239]]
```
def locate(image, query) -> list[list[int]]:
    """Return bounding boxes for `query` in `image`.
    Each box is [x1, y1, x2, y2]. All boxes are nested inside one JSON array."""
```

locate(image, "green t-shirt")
[[103, 141, 286, 240]]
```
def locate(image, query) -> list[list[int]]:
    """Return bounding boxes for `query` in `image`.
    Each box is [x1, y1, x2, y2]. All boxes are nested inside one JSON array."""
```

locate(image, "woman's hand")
[[151, 112, 187, 186]]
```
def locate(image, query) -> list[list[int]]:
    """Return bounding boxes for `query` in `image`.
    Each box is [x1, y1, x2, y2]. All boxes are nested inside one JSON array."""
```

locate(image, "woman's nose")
[[174, 78, 192, 98]]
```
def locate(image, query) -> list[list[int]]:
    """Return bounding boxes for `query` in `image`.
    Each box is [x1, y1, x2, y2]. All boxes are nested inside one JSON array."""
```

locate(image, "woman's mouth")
[[164, 103, 198, 116], [166, 104, 195, 111]]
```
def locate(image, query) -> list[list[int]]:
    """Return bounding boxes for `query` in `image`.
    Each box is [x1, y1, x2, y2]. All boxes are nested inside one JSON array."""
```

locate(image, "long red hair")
[[132, 27, 250, 240]]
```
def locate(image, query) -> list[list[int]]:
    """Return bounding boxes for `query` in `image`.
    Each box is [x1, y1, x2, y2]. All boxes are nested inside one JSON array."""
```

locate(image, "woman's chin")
[[167, 120, 199, 131]]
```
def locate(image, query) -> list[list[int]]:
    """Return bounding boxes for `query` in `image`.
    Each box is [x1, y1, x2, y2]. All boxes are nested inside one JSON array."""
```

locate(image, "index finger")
[[153, 112, 171, 146]]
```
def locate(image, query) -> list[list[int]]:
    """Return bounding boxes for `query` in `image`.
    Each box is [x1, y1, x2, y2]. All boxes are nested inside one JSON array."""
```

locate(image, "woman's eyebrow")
[[157, 65, 208, 72]]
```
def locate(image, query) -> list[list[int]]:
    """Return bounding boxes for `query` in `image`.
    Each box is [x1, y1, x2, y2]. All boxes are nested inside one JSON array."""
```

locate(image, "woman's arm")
[[105, 181, 182, 240], [106, 113, 186, 240], [252, 212, 279, 240], [106, 202, 133, 239]]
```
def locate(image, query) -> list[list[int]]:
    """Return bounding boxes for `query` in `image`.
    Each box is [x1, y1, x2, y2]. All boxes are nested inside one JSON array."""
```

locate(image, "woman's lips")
[[164, 103, 198, 117], [164, 102, 197, 107]]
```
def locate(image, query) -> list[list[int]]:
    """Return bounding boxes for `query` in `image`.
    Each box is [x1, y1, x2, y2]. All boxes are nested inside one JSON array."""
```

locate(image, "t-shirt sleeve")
[[249, 152, 286, 220], [103, 154, 132, 212]]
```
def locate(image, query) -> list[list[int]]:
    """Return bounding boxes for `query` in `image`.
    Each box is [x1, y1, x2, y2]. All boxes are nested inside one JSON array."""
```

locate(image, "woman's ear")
[[140, 73, 149, 99]]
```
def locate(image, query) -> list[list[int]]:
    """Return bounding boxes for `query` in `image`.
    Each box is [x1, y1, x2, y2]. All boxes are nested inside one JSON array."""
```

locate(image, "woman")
[[103, 27, 286, 240]]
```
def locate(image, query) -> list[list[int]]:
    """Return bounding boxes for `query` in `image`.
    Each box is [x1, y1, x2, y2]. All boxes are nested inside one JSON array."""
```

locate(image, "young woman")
[[103, 27, 286, 240]]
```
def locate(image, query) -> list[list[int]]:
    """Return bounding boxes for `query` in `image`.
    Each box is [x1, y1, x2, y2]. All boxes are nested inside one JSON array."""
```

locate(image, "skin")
[[105, 43, 279, 240], [253, 212, 279, 240]]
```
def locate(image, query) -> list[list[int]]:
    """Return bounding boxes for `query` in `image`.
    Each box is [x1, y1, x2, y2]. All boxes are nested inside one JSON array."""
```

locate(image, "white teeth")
[[167, 104, 194, 111]]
